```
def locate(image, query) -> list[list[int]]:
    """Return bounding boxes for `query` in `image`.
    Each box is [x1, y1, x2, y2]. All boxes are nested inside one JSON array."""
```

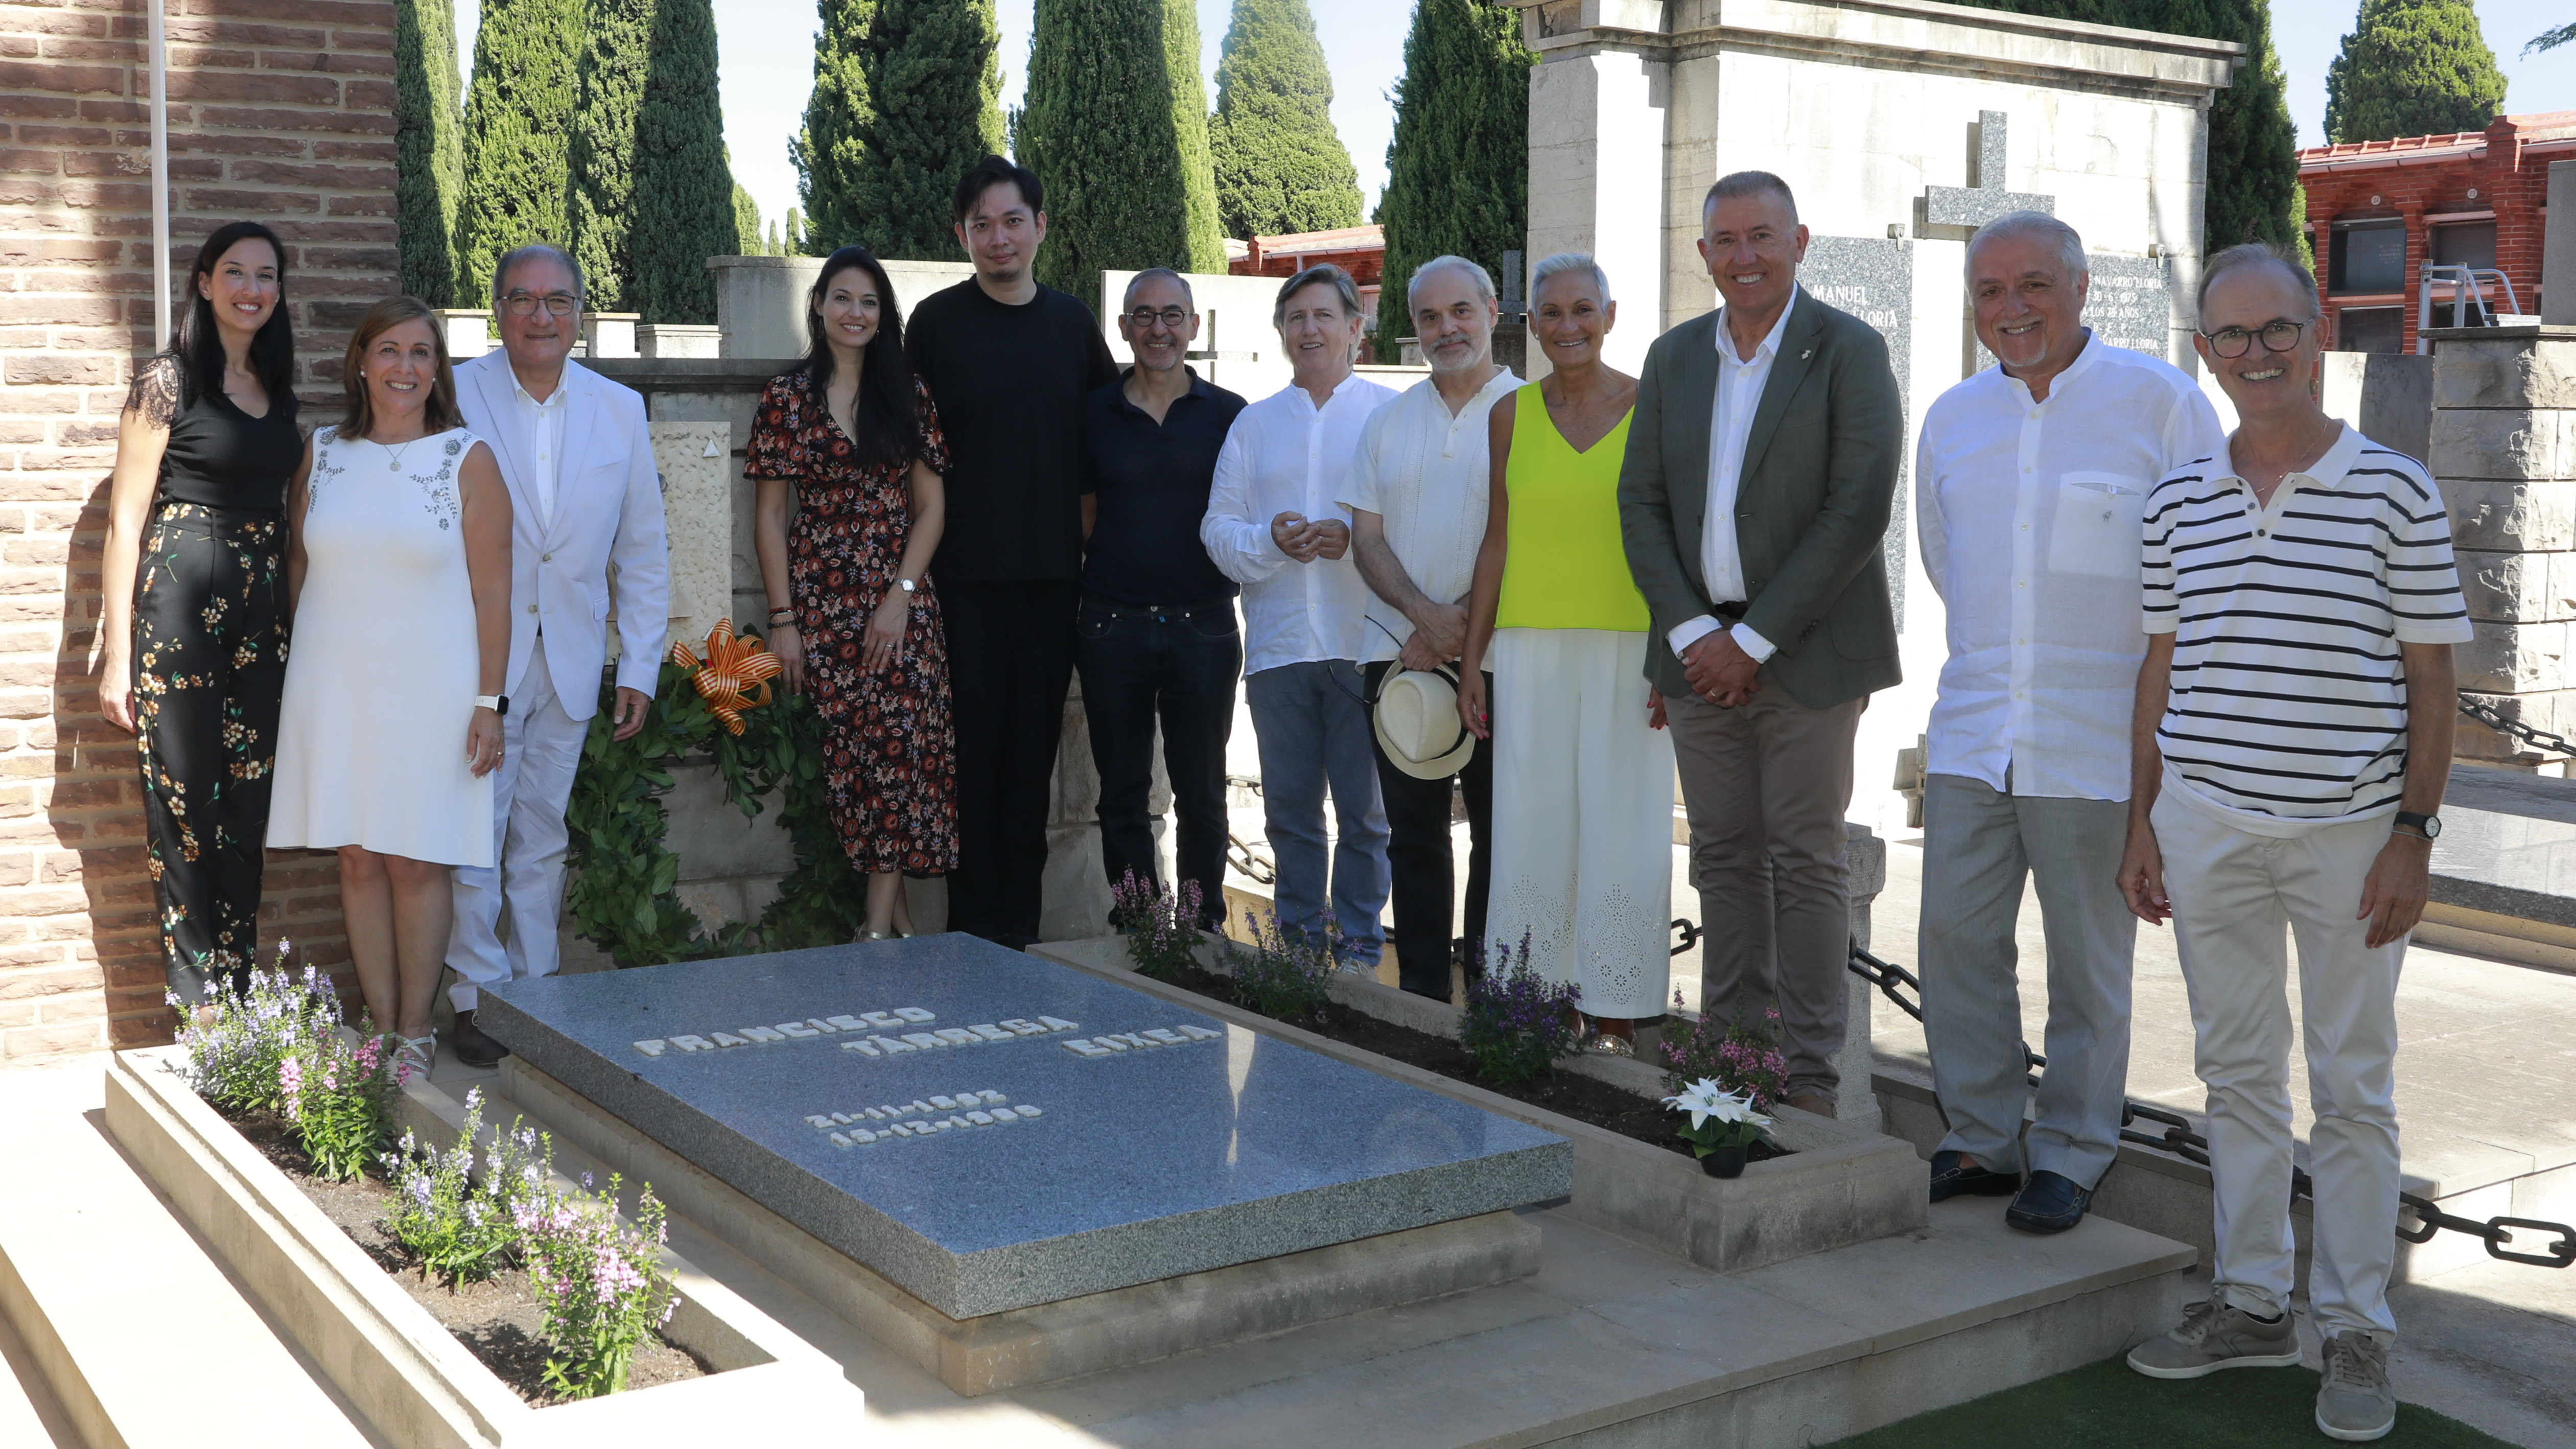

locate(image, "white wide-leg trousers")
[[445, 646, 591, 1011], [1487, 628, 1675, 1019], [2153, 788, 2405, 1343]]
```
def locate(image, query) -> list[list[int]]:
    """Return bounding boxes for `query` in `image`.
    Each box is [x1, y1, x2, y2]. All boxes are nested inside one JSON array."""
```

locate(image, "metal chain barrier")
[[1827, 940, 2574, 1269], [1223, 776, 1277, 886], [2458, 695, 2576, 762]]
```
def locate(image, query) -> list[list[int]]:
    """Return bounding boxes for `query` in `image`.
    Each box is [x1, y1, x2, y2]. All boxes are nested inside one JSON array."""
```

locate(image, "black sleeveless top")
[[129, 353, 303, 513]]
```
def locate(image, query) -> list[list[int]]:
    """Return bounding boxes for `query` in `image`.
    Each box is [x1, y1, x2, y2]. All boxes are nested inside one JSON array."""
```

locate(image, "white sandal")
[[394, 1033, 435, 1083]]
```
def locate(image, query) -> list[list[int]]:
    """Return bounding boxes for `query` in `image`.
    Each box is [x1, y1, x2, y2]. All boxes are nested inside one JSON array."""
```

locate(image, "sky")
[[453, 0, 2576, 242]]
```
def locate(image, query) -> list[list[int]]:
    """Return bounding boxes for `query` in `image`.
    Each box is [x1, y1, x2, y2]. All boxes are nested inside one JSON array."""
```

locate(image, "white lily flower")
[[1661, 1077, 1769, 1131]]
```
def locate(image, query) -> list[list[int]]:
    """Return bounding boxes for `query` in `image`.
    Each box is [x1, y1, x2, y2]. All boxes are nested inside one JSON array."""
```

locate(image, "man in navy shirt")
[[1077, 268, 1249, 928]]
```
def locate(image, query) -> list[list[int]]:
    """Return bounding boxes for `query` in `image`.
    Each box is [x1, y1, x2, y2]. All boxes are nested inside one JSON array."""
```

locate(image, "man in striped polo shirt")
[[2119, 244, 2470, 1444]]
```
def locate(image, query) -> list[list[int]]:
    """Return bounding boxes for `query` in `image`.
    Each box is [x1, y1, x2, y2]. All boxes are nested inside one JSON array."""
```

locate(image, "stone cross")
[[1915, 111, 2055, 237]]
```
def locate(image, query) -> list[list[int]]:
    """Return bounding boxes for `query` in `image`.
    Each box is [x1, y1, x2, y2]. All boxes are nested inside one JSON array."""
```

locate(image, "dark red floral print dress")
[[745, 372, 958, 875]]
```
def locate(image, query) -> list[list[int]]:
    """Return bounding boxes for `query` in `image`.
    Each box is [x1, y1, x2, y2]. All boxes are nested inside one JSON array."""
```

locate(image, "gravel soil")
[[217, 1105, 713, 1406], [1148, 961, 1788, 1165]]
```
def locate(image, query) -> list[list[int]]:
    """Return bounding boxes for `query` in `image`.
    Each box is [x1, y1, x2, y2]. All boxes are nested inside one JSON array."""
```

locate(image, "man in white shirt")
[[1340, 256, 1520, 998], [1617, 173, 1903, 1117], [1202, 265, 1395, 967], [1914, 212, 2226, 1232], [446, 245, 670, 1065]]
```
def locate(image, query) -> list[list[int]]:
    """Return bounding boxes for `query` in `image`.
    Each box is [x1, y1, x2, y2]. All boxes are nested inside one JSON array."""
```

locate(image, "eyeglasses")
[[2199, 318, 2310, 358], [502, 292, 580, 318], [1125, 306, 1189, 331]]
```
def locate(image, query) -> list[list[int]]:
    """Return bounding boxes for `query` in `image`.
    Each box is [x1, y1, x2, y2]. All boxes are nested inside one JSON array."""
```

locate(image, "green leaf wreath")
[[561, 626, 872, 967]]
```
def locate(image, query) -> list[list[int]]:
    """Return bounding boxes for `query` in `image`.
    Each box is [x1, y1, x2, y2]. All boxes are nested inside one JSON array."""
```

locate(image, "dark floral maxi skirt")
[[133, 501, 289, 1003]]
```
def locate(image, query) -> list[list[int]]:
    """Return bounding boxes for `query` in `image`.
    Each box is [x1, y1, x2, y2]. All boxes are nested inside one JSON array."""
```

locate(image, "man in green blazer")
[[1617, 171, 1904, 1118]]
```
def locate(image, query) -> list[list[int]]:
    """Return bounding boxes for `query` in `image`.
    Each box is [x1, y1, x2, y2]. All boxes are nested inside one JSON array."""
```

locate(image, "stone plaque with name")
[[1799, 235, 1915, 625], [2083, 254, 2174, 362], [479, 935, 1571, 1319]]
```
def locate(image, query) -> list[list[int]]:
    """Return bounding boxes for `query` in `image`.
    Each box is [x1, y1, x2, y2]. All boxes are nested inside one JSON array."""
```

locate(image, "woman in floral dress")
[[748, 246, 956, 938]]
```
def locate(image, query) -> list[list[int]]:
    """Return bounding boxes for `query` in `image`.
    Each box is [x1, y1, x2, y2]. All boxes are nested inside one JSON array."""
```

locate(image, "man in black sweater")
[[907, 156, 1119, 947], [1078, 269, 1249, 931]]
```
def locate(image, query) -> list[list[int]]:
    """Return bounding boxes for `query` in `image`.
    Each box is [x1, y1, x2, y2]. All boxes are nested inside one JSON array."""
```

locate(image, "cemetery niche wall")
[[1513, 0, 2241, 832]]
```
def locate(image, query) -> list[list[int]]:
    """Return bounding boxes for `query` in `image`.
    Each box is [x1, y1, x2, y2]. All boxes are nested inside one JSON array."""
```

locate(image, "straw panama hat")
[[1372, 666, 1477, 780]]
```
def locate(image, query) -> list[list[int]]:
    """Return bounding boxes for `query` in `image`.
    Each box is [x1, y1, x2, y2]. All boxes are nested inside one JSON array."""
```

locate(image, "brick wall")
[[0, 0, 400, 1063]]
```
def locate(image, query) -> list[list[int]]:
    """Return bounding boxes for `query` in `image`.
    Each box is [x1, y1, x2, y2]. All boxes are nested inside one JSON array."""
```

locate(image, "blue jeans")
[[1244, 660, 1388, 964], [1074, 594, 1239, 929]]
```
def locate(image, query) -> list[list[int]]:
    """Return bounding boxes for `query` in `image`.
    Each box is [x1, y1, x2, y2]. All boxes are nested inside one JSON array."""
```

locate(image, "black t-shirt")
[[132, 353, 303, 513], [906, 279, 1119, 583], [1079, 368, 1247, 606]]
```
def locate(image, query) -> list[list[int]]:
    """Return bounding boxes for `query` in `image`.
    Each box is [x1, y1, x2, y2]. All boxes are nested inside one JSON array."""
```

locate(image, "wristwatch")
[[896, 577, 918, 595], [2394, 810, 2441, 840], [475, 694, 510, 717]]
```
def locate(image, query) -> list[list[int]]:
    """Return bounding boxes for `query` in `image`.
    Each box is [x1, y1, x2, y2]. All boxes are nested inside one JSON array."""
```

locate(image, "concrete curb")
[[1031, 936, 1930, 1275], [105, 1045, 853, 1447]]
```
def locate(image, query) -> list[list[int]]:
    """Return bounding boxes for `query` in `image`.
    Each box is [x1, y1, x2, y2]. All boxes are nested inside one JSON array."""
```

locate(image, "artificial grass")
[[1819, 1355, 2526, 1448]]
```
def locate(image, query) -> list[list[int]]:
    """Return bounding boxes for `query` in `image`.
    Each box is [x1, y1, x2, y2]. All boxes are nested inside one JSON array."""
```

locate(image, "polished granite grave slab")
[[478, 935, 1570, 1319], [2430, 764, 2576, 927]]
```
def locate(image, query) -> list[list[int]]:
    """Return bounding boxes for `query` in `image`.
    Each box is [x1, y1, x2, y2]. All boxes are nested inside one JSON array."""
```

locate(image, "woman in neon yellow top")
[[1458, 255, 1675, 1053]]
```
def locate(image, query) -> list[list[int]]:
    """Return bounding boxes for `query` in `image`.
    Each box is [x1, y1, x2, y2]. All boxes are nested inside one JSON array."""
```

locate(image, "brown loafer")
[[1783, 1092, 1837, 1119], [451, 1009, 510, 1068]]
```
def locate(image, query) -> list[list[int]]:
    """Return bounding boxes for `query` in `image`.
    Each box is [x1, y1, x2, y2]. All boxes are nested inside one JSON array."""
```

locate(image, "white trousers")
[[446, 647, 589, 1011], [2153, 789, 2405, 1342], [1488, 628, 1675, 1018]]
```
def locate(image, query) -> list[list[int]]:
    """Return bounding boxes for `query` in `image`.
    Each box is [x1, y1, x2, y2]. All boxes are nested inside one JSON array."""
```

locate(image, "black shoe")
[[451, 1009, 511, 1068], [2005, 1169, 2093, 1234], [1928, 1150, 2021, 1202]]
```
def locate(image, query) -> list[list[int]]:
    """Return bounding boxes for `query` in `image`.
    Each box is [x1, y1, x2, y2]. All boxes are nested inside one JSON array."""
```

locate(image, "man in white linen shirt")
[[1340, 255, 1520, 999], [1914, 213, 2226, 1234], [446, 244, 670, 1067], [1202, 265, 1395, 967]]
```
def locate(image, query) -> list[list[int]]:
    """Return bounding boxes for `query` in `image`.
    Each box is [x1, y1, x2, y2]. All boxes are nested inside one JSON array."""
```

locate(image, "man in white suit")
[[447, 244, 669, 1064]]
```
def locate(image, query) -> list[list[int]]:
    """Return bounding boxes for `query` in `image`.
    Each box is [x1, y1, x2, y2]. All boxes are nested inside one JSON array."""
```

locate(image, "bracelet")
[[767, 609, 795, 625]]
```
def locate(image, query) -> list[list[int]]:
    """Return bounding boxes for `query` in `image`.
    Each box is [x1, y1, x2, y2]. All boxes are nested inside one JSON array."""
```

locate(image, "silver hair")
[[1529, 251, 1612, 308], [1965, 211, 2087, 284], [1406, 254, 1495, 309], [1703, 170, 1798, 226], [1272, 263, 1363, 327], [492, 243, 585, 307], [2196, 242, 2319, 320], [1122, 267, 1194, 311]]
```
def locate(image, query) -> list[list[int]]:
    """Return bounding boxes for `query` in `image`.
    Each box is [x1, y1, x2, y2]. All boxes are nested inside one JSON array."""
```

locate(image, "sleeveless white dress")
[[267, 426, 495, 867]]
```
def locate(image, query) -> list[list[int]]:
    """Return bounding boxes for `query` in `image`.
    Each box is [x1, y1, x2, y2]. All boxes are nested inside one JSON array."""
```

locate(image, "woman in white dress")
[[1456, 254, 1675, 1056], [269, 296, 510, 1079]]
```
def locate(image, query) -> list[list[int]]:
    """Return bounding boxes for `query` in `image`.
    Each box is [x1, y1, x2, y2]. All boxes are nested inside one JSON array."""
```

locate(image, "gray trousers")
[[1918, 773, 2135, 1187], [1669, 686, 1862, 1101], [1244, 661, 1390, 964]]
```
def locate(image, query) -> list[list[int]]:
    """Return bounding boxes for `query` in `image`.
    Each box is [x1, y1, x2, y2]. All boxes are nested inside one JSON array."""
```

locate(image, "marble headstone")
[[479, 935, 1571, 1319], [2081, 254, 2174, 361], [1801, 235, 1916, 627]]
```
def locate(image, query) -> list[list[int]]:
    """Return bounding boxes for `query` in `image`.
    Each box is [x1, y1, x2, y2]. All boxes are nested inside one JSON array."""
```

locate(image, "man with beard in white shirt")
[[1201, 264, 1395, 968], [1913, 212, 2224, 1231], [1341, 256, 1520, 998]]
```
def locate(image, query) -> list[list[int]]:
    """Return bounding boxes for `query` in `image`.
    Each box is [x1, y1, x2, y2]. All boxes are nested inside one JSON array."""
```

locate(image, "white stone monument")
[[1514, 0, 2240, 833]]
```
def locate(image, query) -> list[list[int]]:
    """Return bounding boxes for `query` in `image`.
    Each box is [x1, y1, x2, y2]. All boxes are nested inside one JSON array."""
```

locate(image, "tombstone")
[[1516, 0, 2239, 829], [479, 934, 1568, 1391]]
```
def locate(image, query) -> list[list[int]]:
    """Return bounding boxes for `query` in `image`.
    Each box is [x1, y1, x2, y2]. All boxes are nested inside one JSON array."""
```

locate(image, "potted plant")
[[1664, 1078, 1770, 1179]]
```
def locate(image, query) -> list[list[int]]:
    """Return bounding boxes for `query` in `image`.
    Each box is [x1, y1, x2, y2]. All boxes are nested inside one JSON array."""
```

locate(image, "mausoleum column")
[[1523, 30, 1669, 376]]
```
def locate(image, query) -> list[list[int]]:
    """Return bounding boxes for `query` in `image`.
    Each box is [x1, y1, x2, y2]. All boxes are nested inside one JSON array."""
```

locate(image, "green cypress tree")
[[1018, 0, 1226, 310], [1370, 0, 1532, 360], [733, 180, 764, 255], [457, 0, 579, 301], [628, 0, 739, 322], [2325, 0, 2509, 143], [795, 0, 1005, 261], [568, 0, 650, 312], [394, 0, 467, 306], [1210, 0, 1365, 239], [1162, 0, 1228, 272]]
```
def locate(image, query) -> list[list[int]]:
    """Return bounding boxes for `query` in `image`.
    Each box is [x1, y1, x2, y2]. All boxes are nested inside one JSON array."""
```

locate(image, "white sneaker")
[[2316, 1331, 2396, 1442]]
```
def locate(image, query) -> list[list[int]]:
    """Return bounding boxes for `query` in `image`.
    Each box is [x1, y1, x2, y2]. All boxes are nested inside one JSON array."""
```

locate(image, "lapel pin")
[[1800, 348, 1814, 360]]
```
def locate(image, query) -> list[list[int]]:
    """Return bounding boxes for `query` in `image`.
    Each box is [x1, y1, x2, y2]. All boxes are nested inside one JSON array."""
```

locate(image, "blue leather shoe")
[[2005, 1169, 2093, 1234], [1928, 1150, 2021, 1202]]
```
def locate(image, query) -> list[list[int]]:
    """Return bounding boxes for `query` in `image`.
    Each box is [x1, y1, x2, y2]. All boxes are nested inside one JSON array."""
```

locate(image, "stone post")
[[1521, 15, 1669, 376], [2430, 322, 2576, 766], [1839, 823, 1886, 1130]]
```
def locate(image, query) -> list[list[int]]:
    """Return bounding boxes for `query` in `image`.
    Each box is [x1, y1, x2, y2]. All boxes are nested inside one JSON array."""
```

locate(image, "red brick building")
[[1227, 223, 1386, 323], [2297, 110, 2574, 356], [0, 0, 400, 1062]]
